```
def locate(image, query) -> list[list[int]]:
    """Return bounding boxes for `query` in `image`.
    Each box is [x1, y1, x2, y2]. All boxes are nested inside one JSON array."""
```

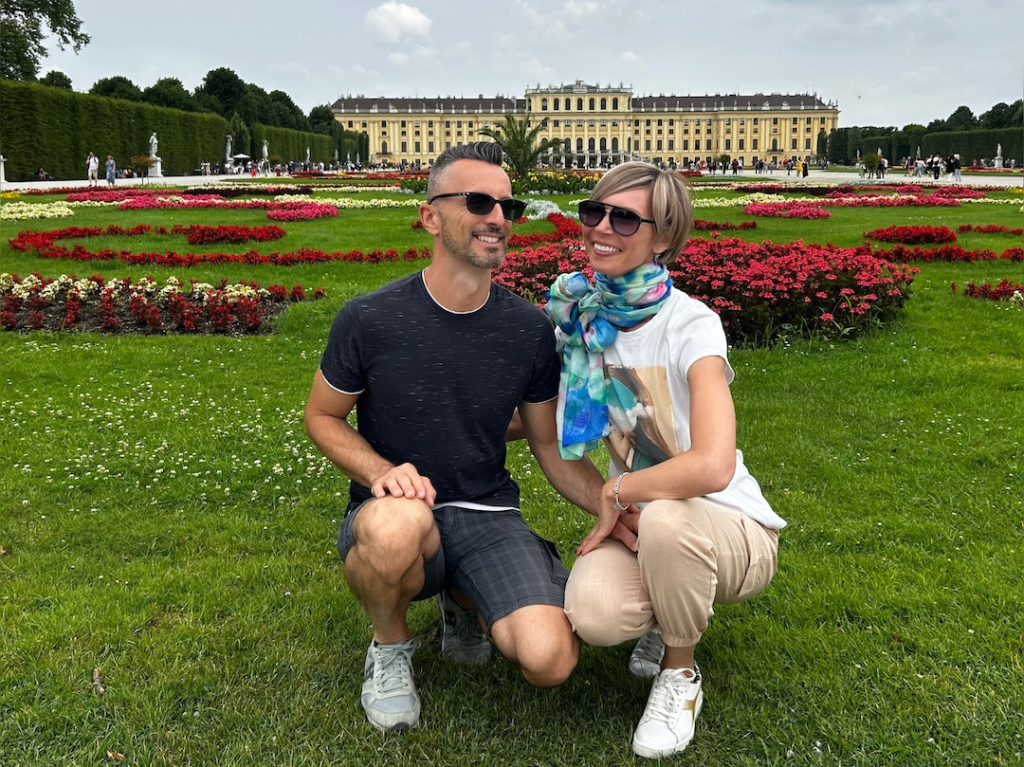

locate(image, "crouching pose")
[[548, 162, 786, 759], [306, 142, 603, 732]]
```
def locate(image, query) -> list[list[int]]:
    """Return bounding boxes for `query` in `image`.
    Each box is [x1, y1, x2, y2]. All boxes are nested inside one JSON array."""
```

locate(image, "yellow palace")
[[331, 80, 839, 169]]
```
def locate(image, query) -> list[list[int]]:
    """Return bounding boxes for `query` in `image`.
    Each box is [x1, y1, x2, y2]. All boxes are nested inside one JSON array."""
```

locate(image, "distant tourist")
[[105, 155, 116, 186], [86, 152, 99, 187]]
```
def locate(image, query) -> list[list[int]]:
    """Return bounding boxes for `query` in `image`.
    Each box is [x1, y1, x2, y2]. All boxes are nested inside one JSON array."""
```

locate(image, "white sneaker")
[[632, 665, 703, 759], [628, 629, 665, 679], [361, 639, 420, 732]]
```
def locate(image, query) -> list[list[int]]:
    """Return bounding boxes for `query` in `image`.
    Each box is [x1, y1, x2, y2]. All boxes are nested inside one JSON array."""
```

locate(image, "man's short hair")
[[590, 161, 693, 265], [427, 142, 505, 198]]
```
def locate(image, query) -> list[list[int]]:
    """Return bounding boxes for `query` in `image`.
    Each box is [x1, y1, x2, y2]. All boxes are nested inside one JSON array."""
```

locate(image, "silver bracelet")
[[613, 472, 631, 512]]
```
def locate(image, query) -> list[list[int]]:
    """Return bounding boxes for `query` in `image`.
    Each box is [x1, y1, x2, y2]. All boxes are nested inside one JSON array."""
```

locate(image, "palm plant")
[[478, 115, 564, 178]]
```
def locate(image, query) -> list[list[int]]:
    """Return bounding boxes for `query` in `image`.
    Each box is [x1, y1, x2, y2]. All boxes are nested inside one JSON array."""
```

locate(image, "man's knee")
[[350, 496, 437, 570], [492, 605, 578, 688]]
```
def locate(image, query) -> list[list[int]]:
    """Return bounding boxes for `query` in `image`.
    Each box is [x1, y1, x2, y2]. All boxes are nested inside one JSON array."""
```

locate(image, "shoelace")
[[645, 669, 698, 724], [373, 645, 414, 696]]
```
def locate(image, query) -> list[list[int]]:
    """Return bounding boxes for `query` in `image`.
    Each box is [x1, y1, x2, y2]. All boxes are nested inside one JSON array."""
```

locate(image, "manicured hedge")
[[0, 80, 231, 180], [250, 124, 334, 165], [857, 128, 1022, 165]]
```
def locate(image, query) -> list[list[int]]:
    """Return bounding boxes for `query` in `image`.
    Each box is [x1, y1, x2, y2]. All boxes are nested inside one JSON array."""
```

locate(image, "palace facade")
[[330, 81, 840, 168]]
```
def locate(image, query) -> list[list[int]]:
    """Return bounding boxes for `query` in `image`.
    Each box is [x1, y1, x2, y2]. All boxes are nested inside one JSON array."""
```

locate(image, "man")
[[305, 142, 605, 733]]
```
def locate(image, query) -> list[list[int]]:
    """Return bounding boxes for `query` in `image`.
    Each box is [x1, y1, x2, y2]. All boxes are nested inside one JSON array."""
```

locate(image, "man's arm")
[[305, 370, 436, 504], [518, 398, 604, 516]]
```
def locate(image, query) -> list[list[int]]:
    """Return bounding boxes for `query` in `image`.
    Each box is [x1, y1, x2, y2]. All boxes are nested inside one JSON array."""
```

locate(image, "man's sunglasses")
[[577, 200, 655, 237], [427, 192, 527, 222]]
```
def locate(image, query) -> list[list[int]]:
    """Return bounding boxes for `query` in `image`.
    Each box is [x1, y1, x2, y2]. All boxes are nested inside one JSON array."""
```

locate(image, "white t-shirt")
[[602, 289, 786, 530]]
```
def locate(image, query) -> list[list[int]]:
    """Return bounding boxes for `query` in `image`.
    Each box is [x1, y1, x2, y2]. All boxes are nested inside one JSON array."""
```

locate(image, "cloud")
[[564, 0, 601, 21], [365, 2, 432, 44], [620, 51, 641, 64]]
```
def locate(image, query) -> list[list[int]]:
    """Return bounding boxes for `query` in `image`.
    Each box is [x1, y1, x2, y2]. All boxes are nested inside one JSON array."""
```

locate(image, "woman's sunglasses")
[[577, 200, 655, 237], [428, 192, 527, 222]]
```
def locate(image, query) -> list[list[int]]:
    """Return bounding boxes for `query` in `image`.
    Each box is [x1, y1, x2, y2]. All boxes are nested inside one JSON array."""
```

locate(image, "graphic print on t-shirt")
[[604, 365, 678, 472]]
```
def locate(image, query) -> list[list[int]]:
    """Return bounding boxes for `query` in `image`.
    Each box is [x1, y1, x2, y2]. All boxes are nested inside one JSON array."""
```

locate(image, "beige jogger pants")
[[564, 497, 779, 648]]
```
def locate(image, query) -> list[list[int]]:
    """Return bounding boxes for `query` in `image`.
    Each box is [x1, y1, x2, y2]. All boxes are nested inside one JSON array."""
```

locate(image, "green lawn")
[[1, 185, 1022, 766]]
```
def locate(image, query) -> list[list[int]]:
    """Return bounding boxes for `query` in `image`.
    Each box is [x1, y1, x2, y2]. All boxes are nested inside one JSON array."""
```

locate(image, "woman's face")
[[582, 186, 667, 279]]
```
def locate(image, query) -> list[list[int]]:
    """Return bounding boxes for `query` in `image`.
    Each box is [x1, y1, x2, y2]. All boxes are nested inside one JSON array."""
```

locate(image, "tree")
[[0, 0, 90, 80], [143, 77, 198, 112], [945, 105, 978, 132], [90, 76, 142, 102], [816, 129, 828, 160], [195, 67, 246, 119], [308, 104, 336, 134], [477, 116, 564, 178], [979, 102, 1014, 129], [268, 90, 308, 131], [39, 69, 72, 89]]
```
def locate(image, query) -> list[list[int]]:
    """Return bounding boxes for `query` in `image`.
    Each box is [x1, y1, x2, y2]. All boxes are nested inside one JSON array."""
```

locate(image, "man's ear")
[[420, 203, 441, 235]]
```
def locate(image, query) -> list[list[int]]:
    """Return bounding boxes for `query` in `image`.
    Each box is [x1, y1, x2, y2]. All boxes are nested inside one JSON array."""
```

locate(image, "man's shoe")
[[436, 591, 492, 664], [628, 629, 665, 679], [632, 665, 703, 759], [361, 639, 420, 732]]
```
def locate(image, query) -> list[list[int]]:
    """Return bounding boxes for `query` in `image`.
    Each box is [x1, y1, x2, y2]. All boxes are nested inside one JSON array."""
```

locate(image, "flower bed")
[[171, 225, 287, 245], [693, 219, 758, 231], [0, 272, 325, 334], [958, 224, 1024, 236], [8, 224, 429, 267], [873, 245, 1024, 263], [494, 237, 917, 345], [744, 202, 832, 219], [865, 226, 958, 244], [266, 204, 338, 222], [951, 278, 1024, 305], [0, 201, 75, 221]]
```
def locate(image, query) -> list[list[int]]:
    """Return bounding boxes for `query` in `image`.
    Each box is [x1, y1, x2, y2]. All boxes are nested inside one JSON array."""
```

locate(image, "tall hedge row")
[[855, 128, 1022, 165], [921, 128, 1022, 165], [249, 124, 334, 165], [0, 80, 231, 180]]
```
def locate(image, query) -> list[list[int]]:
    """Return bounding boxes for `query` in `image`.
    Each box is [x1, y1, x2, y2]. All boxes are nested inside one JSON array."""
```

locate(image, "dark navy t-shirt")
[[320, 272, 559, 509]]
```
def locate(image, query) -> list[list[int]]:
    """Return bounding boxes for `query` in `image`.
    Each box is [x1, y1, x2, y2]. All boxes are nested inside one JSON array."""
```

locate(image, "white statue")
[[305, 146, 311, 163], [149, 133, 159, 159], [225, 134, 232, 163], [262, 140, 269, 161], [996, 143, 1003, 158]]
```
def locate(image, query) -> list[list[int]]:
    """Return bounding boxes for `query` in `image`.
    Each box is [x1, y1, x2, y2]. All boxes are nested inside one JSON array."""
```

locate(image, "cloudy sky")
[[40, 0, 1023, 128]]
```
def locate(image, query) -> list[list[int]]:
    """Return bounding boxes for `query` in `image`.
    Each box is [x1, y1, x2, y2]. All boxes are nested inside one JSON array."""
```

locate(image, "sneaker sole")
[[364, 705, 421, 733]]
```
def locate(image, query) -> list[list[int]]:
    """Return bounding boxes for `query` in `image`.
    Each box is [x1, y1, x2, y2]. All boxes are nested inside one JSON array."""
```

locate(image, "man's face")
[[429, 160, 513, 271]]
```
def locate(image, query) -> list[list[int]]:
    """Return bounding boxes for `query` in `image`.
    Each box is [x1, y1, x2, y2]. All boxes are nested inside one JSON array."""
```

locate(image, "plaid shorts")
[[339, 501, 569, 628]]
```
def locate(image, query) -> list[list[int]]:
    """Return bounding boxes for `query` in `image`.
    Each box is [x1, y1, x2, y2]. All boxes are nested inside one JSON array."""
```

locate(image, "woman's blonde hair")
[[590, 162, 693, 264]]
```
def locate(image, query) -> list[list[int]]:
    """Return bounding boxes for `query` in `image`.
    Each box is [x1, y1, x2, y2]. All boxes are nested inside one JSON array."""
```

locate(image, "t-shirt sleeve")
[[319, 301, 366, 394], [679, 310, 736, 385], [522, 318, 560, 404]]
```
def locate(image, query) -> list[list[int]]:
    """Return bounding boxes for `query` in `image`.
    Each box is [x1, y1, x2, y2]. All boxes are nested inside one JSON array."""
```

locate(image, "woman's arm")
[[577, 355, 738, 555]]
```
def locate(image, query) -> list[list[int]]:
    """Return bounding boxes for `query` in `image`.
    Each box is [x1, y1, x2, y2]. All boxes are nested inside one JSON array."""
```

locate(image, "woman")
[[547, 162, 786, 759], [105, 155, 116, 186]]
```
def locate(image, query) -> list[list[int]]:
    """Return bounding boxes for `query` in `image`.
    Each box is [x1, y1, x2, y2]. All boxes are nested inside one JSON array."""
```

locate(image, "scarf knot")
[[546, 263, 672, 459]]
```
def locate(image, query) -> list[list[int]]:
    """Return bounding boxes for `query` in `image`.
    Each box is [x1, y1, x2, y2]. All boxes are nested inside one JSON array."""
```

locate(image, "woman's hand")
[[577, 477, 639, 556]]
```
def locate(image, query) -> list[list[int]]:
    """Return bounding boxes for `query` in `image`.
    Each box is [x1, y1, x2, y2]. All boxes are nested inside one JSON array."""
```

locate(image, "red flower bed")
[[865, 226, 958, 244], [744, 202, 832, 219], [494, 237, 917, 345], [266, 204, 338, 222], [0, 272, 326, 335], [958, 224, 1024, 236], [693, 219, 757, 231], [951, 278, 1024, 302], [876, 245, 1024, 263], [8, 225, 429, 267], [170, 224, 286, 245], [508, 214, 581, 248]]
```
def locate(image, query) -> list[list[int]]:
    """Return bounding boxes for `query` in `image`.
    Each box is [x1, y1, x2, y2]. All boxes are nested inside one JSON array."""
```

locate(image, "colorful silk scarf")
[[546, 262, 672, 459]]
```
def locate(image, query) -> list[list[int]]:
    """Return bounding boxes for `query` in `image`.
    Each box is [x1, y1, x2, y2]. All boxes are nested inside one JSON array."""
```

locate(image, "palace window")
[[600, 97, 607, 110], [613, 97, 619, 110], [577, 98, 584, 110], [589, 97, 595, 110], [541, 98, 548, 111]]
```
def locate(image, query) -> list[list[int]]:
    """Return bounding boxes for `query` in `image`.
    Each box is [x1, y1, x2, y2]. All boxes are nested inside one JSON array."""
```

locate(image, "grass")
[[1, 183, 1023, 766]]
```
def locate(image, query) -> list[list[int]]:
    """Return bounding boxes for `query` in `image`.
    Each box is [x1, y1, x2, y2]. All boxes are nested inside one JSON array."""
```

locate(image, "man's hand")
[[370, 462, 436, 507], [608, 508, 641, 552]]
